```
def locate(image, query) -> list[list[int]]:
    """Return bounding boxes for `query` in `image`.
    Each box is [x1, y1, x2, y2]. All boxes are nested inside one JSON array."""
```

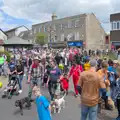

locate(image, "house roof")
[[18, 30, 33, 40], [5, 25, 29, 33], [32, 13, 87, 27], [5, 36, 32, 45], [0, 29, 8, 36]]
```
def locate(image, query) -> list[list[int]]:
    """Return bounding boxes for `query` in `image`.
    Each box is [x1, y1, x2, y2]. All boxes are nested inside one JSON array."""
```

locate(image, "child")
[[84, 59, 90, 71], [60, 73, 69, 95], [3, 61, 8, 77], [33, 86, 52, 120]]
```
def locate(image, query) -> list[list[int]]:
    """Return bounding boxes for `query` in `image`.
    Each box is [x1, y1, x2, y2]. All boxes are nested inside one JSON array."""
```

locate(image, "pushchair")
[[2, 74, 19, 99]]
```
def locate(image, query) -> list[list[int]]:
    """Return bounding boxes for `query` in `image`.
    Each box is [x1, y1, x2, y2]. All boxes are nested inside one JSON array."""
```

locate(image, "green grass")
[[101, 52, 117, 60]]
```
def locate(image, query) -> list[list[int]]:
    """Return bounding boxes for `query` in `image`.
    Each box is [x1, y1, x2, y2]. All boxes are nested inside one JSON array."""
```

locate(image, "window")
[[111, 21, 120, 30], [39, 27, 41, 32], [61, 34, 64, 41], [75, 32, 79, 40], [75, 20, 80, 27], [71, 20, 75, 27], [44, 26, 46, 32], [68, 21, 72, 28], [34, 29, 36, 34], [55, 36, 57, 41], [111, 22, 113, 30], [61, 24, 65, 30], [60, 24, 62, 30], [53, 25, 56, 31], [117, 22, 120, 30], [113, 22, 117, 30]]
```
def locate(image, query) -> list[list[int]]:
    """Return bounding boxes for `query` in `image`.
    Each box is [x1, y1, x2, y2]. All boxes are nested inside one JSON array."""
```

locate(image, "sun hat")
[[113, 60, 118, 64], [33, 56, 41, 61]]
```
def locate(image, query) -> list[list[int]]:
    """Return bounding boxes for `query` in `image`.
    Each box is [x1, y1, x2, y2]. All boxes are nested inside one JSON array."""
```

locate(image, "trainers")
[[74, 94, 78, 98], [18, 90, 22, 94]]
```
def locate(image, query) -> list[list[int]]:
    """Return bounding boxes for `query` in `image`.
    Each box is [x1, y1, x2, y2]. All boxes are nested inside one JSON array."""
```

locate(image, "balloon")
[[0, 82, 3, 88]]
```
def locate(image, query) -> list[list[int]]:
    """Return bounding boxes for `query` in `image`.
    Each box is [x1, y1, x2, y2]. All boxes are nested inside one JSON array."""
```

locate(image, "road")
[[0, 76, 118, 120]]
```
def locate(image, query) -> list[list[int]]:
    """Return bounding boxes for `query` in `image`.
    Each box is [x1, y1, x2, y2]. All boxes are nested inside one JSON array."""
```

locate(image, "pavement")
[[0, 76, 118, 120]]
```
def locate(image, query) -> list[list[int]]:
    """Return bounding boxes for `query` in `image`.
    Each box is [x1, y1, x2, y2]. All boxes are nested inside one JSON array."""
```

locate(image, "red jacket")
[[68, 65, 83, 78], [60, 77, 69, 90]]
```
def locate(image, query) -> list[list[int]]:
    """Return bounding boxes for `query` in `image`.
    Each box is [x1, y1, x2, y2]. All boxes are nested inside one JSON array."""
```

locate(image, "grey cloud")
[[1, 0, 120, 31]]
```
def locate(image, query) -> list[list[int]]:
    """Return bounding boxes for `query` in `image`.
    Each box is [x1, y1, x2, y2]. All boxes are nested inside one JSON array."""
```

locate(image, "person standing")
[[27, 56, 44, 101], [113, 66, 120, 120], [108, 60, 118, 74], [47, 60, 61, 101], [64, 54, 69, 73], [77, 59, 106, 120], [3, 61, 8, 77], [68, 61, 82, 97], [0, 54, 5, 76], [108, 60, 118, 100], [97, 61, 111, 110], [55, 53, 61, 66], [16, 60, 24, 94]]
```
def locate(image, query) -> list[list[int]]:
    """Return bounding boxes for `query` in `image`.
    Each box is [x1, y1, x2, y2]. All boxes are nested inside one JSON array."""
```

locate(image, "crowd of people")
[[0, 47, 120, 120]]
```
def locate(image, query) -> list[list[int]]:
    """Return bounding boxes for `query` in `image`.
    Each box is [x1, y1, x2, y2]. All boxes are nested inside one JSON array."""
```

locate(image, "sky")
[[0, 0, 120, 32]]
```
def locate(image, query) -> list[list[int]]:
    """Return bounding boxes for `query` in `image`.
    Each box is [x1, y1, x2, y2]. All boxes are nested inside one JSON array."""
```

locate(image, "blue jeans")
[[81, 104, 98, 120], [18, 75, 23, 90]]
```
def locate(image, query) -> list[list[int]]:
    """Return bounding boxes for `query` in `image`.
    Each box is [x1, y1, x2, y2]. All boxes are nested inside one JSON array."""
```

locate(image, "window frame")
[[75, 20, 80, 28], [68, 21, 72, 28], [61, 34, 64, 41]]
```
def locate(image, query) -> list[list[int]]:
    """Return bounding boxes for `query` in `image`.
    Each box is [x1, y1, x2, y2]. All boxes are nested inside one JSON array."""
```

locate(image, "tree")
[[35, 32, 48, 46]]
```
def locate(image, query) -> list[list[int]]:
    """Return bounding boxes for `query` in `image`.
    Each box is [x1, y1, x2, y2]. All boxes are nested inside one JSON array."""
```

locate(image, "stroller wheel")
[[2, 95, 6, 98], [8, 93, 12, 99], [15, 92, 19, 96]]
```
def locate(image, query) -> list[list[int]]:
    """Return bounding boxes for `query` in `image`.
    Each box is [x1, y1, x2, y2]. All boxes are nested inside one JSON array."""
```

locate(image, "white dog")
[[54, 93, 66, 113]]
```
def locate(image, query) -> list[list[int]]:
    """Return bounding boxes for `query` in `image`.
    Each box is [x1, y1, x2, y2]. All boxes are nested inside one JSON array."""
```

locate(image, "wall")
[[15, 27, 28, 36], [0, 30, 7, 41], [110, 30, 120, 42], [6, 26, 28, 39], [110, 13, 120, 22], [32, 14, 87, 45], [6, 31, 15, 39], [86, 14, 106, 50]]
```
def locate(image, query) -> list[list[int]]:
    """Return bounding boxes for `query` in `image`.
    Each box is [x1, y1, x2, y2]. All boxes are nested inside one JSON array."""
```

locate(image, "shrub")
[[0, 51, 11, 62]]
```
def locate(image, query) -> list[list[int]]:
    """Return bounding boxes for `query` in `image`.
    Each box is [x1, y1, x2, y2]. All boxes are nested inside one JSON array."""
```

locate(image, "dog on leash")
[[15, 97, 32, 115], [51, 101, 57, 114], [53, 93, 66, 113]]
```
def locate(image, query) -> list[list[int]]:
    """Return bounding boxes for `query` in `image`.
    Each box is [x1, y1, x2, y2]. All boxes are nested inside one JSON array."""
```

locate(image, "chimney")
[[52, 13, 57, 21]]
